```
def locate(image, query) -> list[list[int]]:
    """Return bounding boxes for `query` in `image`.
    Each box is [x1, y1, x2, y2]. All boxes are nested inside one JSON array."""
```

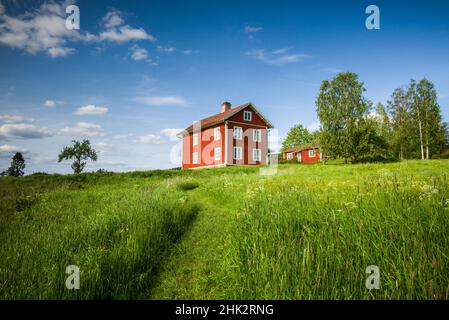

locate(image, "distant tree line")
[[282, 72, 448, 163]]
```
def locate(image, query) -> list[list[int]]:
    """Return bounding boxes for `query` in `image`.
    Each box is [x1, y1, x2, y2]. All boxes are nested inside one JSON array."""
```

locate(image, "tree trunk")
[[417, 112, 424, 160]]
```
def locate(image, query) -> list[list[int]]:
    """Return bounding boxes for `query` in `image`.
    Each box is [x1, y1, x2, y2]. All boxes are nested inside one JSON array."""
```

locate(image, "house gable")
[[227, 104, 270, 127]]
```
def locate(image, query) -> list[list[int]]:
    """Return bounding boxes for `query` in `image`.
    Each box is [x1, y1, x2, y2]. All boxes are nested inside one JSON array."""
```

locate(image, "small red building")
[[178, 102, 273, 169], [282, 146, 321, 163]]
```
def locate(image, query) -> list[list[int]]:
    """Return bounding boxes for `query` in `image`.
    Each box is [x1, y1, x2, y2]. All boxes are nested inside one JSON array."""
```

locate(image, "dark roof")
[[283, 145, 319, 153], [178, 102, 273, 136]]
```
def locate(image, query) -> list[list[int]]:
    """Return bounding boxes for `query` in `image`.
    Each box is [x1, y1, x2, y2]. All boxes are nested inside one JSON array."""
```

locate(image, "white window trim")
[[193, 133, 199, 146], [234, 146, 242, 160], [287, 152, 293, 160], [253, 148, 261, 162], [309, 149, 316, 157], [233, 126, 243, 140], [214, 147, 221, 161], [244, 110, 252, 122], [224, 122, 228, 165], [192, 152, 198, 164], [253, 129, 261, 142], [214, 127, 221, 141]]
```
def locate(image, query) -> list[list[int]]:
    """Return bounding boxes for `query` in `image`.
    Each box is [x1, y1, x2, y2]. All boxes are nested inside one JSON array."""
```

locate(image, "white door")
[[297, 152, 301, 163]]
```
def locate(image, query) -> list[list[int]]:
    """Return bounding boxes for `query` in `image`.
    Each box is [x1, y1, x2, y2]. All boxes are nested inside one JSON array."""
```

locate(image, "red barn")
[[282, 146, 321, 163], [178, 102, 274, 169]]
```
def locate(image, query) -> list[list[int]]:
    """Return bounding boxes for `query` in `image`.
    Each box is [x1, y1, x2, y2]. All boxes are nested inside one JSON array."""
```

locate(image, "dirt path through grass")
[[149, 186, 236, 299]]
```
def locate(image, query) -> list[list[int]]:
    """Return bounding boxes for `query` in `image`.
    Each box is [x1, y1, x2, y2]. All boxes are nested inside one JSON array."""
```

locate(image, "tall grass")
[[1, 161, 448, 299], [0, 180, 199, 299], [225, 169, 449, 299]]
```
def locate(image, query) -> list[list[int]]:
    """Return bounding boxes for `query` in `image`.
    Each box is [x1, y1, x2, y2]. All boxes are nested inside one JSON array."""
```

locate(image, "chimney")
[[221, 101, 231, 113]]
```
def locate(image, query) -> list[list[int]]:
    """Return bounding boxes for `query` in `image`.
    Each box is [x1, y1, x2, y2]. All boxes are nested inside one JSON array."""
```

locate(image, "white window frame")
[[253, 149, 261, 162], [192, 152, 198, 164], [214, 127, 221, 141], [233, 126, 243, 140], [309, 149, 316, 157], [233, 146, 242, 160], [193, 133, 198, 146], [253, 129, 261, 142], [287, 152, 293, 160], [214, 147, 221, 161], [243, 110, 252, 122]]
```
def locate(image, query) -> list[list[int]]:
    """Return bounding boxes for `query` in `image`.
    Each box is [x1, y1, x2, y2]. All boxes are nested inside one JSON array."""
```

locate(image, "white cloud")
[[99, 25, 155, 42], [0, 5, 155, 57], [102, 11, 124, 29], [59, 122, 104, 137], [0, 1, 88, 57], [44, 100, 56, 108], [134, 134, 164, 144], [160, 128, 183, 141], [44, 99, 64, 108], [157, 45, 175, 53], [183, 49, 199, 55], [48, 46, 75, 57], [75, 104, 108, 115], [0, 114, 34, 123], [134, 96, 189, 107], [244, 25, 263, 34], [93, 142, 115, 153], [0, 144, 28, 157], [246, 48, 311, 66], [0, 123, 52, 139], [99, 12, 155, 43], [130, 45, 152, 62]]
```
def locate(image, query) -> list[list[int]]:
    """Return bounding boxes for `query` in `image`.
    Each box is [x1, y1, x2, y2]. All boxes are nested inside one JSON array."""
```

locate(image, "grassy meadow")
[[0, 161, 448, 299]]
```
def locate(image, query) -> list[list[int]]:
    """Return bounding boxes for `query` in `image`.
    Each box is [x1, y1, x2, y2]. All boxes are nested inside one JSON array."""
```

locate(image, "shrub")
[[177, 181, 199, 191]]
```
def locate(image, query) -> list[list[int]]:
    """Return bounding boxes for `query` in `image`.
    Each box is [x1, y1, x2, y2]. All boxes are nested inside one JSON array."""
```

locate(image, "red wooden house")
[[282, 146, 321, 163], [178, 102, 274, 169]]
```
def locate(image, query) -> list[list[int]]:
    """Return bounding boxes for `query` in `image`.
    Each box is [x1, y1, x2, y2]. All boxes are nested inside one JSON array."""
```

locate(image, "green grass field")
[[0, 161, 448, 299]]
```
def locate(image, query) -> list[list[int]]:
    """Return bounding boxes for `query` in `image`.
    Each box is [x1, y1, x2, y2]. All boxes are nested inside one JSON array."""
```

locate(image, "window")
[[286, 152, 293, 160], [244, 110, 252, 122], [253, 129, 261, 142], [233, 126, 243, 140], [253, 149, 261, 162], [309, 149, 316, 157], [233, 147, 242, 160], [214, 147, 221, 161], [192, 152, 198, 164], [193, 133, 198, 146], [214, 127, 221, 141]]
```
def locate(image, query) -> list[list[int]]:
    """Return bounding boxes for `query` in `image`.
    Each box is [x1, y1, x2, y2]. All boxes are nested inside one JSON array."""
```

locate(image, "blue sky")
[[0, 0, 448, 173]]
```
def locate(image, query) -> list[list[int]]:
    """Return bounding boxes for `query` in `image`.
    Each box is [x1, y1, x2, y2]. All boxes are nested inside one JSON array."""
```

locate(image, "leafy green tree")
[[408, 80, 425, 159], [316, 72, 372, 163], [6, 152, 26, 177], [354, 117, 389, 161], [388, 87, 415, 159], [374, 102, 391, 141], [281, 124, 311, 151], [414, 78, 445, 159], [58, 140, 98, 174]]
